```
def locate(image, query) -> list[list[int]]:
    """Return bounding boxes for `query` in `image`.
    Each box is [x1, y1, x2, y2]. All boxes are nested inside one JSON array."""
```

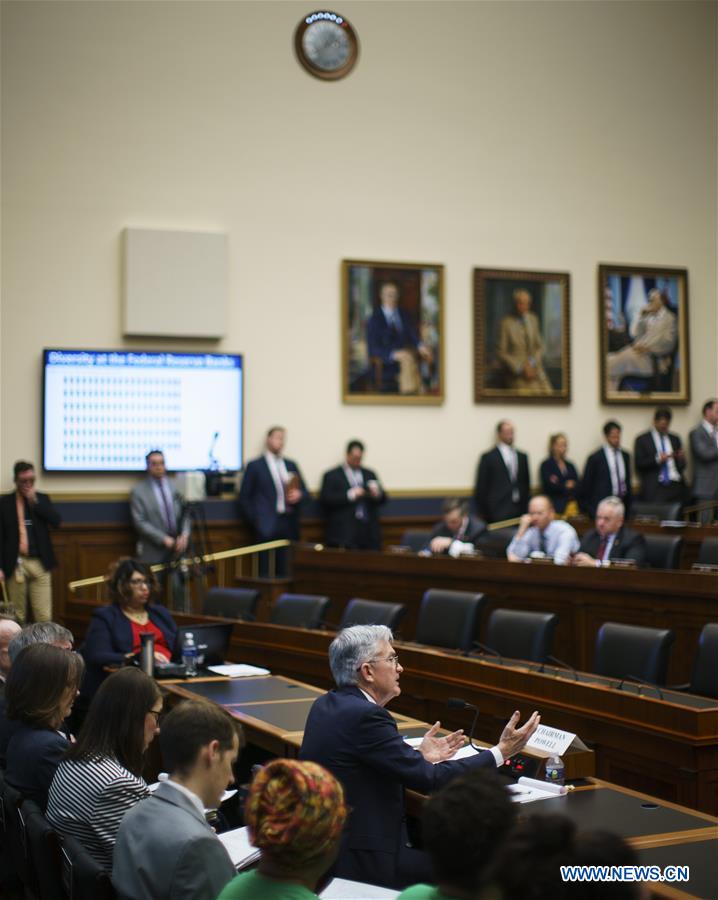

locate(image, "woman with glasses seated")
[[47, 667, 162, 871], [80, 557, 177, 698], [5, 643, 85, 809]]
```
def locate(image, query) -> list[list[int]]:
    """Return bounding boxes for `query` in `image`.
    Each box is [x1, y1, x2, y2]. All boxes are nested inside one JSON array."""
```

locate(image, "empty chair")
[[339, 598, 407, 632], [631, 501, 682, 522], [593, 622, 675, 685], [24, 799, 64, 900], [414, 589, 486, 652], [679, 623, 718, 699], [400, 530, 431, 552], [697, 538, 718, 566], [60, 833, 117, 900], [484, 608, 559, 663], [643, 534, 682, 570], [202, 587, 260, 621], [1, 778, 35, 892], [476, 527, 517, 559], [271, 593, 329, 629]]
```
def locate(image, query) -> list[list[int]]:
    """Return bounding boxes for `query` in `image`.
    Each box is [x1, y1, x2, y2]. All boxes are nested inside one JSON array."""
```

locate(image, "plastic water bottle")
[[545, 755, 565, 786], [182, 632, 198, 677]]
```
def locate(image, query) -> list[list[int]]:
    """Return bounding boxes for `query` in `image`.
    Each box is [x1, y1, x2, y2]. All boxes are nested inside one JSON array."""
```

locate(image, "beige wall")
[[1, 0, 716, 495]]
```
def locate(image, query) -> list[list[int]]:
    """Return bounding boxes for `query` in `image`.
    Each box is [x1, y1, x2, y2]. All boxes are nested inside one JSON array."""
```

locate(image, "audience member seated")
[[4, 643, 84, 808], [397, 768, 516, 900], [424, 498, 486, 557], [540, 433, 580, 516], [299, 625, 539, 889], [0, 621, 74, 765], [486, 813, 644, 899], [573, 496, 647, 568], [506, 495, 579, 566], [47, 667, 162, 871], [218, 758, 348, 900], [112, 698, 241, 900], [81, 557, 177, 698], [0, 614, 21, 693]]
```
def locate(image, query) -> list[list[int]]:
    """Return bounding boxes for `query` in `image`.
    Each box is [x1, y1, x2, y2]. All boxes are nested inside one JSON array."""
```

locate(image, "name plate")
[[526, 724, 588, 756]]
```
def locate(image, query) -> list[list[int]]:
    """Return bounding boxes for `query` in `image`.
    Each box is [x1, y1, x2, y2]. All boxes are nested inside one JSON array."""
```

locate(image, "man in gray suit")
[[130, 450, 191, 564], [112, 699, 240, 900], [690, 399, 718, 522]]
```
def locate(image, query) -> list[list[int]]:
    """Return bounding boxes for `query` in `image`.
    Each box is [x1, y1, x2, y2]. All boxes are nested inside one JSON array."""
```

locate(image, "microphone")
[[446, 697, 481, 754], [207, 431, 220, 468], [469, 641, 503, 664], [541, 654, 579, 681], [617, 674, 664, 701]]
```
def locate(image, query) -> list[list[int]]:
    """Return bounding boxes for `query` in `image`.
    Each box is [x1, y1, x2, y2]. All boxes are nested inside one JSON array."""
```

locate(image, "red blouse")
[[129, 619, 171, 660]]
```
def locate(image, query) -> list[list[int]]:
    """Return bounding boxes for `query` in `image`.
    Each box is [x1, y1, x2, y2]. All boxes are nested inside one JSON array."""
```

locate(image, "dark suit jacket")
[[299, 686, 495, 888], [238, 456, 306, 541], [6, 721, 68, 810], [581, 448, 633, 518], [474, 447, 530, 523], [0, 491, 61, 577], [539, 457, 580, 514], [320, 466, 387, 550], [80, 603, 177, 697], [426, 514, 486, 551], [634, 431, 686, 501], [579, 526, 647, 567]]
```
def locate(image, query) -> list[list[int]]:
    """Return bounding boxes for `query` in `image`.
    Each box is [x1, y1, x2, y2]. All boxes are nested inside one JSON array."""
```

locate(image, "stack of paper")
[[506, 777, 568, 803], [218, 826, 261, 870], [207, 663, 271, 677]]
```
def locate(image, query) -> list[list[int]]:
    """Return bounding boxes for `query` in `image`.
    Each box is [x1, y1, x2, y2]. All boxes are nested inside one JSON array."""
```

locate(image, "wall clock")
[[294, 11, 359, 81]]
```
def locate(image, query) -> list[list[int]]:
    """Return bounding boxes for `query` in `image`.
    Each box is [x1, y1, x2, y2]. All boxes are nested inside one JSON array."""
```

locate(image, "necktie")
[[659, 435, 670, 485], [539, 529, 547, 554], [350, 469, 366, 520], [159, 483, 176, 535], [615, 450, 625, 496], [597, 538, 608, 561]]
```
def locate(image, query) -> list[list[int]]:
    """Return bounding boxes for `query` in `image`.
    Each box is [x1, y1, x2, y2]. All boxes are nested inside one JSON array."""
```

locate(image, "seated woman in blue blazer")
[[5, 643, 85, 809], [80, 557, 177, 698]]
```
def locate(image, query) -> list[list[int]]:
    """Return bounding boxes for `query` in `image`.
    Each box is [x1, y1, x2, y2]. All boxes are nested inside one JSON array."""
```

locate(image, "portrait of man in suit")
[[343, 261, 443, 403]]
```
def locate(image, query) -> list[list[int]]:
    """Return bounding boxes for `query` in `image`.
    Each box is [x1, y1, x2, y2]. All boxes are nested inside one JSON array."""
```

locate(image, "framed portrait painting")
[[342, 260, 444, 404], [473, 268, 571, 403], [599, 264, 690, 405]]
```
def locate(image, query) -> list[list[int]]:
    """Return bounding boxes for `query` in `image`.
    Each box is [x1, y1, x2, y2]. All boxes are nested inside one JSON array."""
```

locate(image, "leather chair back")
[[631, 501, 682, 522], [339, 598, 407, 633], [485, 608, 558, 663], [60, 833, 117, 900], [271, 593, 330, 629], [690, 623, 718, 699], [643, 534, 683, 570], [414, 589, 486, 651], [593, 622, 675, 685], [24, 799, 64, 900], [400, 530, 432, 552], [202, 587, 260, 621], [697, 538, 718, 566]]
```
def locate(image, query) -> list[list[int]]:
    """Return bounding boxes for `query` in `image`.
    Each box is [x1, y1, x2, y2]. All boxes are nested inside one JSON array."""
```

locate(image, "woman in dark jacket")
[[539, 433, 580, 517], [80, 557, 177, 697]]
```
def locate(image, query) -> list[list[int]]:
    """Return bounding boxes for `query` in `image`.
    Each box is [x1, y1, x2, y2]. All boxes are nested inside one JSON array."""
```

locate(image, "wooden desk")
[[291, 546, 718, 684]]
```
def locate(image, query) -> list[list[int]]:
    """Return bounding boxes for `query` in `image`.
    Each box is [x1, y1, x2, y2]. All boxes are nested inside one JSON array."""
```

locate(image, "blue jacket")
[[299, 685, 495, 888], [80, 603, 177, 697], [6, 721, 68, 810]]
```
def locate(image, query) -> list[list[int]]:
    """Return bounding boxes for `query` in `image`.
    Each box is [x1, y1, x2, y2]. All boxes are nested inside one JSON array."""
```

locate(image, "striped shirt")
[[47, 755, 149, 871]]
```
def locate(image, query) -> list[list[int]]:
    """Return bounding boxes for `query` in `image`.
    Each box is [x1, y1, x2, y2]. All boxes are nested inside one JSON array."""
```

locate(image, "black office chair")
[[271, 593, 330, 629], [400, 530, 432, 552], [593, 622, 675, 685], [631, 501, 682, 522], [24, 799, 64, 900], [339, 598, 407, 632], [476, 527, 517, 559], [202, 587, 260, 621], [413, 589, 486, 652], [60, 832, 117, 900], [643, 534, 683, 570], [484, 608, 559, 663], [0, 778, 35, 893], [696, 538, 718, 566], [671, 623, 718, 699]]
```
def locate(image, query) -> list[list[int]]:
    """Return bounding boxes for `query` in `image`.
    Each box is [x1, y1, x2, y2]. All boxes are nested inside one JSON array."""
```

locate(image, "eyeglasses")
[[17, 476, 36, 485], [368, 654, 400, 668], [147, 710, 162, 726], [129, 578, 149, 587]]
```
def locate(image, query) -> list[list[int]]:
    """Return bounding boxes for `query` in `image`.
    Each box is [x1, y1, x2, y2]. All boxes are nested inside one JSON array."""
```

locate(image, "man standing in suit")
[[573, 496, 646, 567], [634, 407, 686, 505], [474, 421, 530, 524], [366, 281, 431, 394], [0, 461, 61, 624], [112, 700, 240, 900], [130, 450, 190, 565], [689, 399, 718, 522], [581, 421, 633, 518], [320, 440, 387, 550], [425, 498, 486, 556], [299, 625, 540, 889]]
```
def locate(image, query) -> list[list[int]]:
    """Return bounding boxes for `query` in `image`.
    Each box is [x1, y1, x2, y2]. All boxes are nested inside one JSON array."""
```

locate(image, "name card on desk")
[[526, 724, 588, 756]]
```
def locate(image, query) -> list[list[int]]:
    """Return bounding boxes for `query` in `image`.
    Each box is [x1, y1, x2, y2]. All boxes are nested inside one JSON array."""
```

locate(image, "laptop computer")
[[172, 623, 234, 669]]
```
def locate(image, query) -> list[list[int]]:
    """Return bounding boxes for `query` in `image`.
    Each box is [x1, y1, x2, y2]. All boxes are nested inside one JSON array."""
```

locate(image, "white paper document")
[[403, 736, 482, 761], [506, 776, 568, 804], [217, 826, 261, 869], [207, 663, 271, 677], [320, 877, 399, 898]]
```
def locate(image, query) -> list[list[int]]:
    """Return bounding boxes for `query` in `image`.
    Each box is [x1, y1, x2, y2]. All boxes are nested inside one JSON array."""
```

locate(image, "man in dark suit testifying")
[[573, 496, 646, 568], [320, 440, 387, 550], [581, 421, 633, 518], [474, 421, 530, 523], [634, 407, 686, 505], [299, 625, 540, 889]]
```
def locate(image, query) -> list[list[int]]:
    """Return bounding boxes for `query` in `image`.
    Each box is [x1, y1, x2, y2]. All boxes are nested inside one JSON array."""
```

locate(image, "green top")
[[398, 886, 456, 900], [217, 869, 319, 900]]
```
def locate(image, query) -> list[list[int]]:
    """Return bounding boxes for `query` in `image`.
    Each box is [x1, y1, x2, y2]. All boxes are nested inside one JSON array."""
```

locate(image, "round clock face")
[[295, 11, 358, 80]]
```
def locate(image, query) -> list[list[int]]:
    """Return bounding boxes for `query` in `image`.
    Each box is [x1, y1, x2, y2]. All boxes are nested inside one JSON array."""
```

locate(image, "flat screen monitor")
[[43, 349, 243, 472], [173, 623, 234, 667]]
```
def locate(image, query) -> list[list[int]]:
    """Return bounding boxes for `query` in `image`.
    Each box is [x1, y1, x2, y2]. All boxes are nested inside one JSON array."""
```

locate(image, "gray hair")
[[8, 622, 74, 663], [329, 625, 393, 687], [597, 496, 625, 519]]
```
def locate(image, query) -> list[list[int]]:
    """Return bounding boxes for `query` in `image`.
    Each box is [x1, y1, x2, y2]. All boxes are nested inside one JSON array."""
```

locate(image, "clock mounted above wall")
[[294, 10, 359, 81]]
